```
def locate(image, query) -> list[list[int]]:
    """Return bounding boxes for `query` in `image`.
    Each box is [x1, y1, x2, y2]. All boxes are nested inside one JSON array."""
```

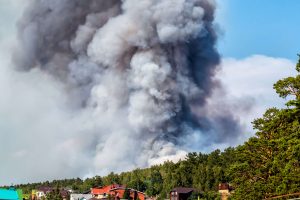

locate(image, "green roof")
[[0, 189, 19, 200]]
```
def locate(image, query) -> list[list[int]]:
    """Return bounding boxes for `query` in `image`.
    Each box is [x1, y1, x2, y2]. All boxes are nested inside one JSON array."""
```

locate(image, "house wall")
[[92, 184, 123, 196], [137, 192, 145, 200], [219, 189, 229, 194], [91, 185, 145, 200], [218, 190, 230, 200], [70, 193, 93, 200], [170, 191, 178, 200], [110, 189, 145, 200], [178, 193, 191, 200], [170, 191, 193, 200], [34, 191, 46, 200]]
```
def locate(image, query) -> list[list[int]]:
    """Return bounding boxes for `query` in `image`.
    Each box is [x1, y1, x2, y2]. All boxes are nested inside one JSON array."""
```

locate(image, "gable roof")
[[37, 186, 53, 193], [171, 187, 195, 194], [91, 184, 124, 195], [218, 183, 229, 190], [218, 183, 234, 191]]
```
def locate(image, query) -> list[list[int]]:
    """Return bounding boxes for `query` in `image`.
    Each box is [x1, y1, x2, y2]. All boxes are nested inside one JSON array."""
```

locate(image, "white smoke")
[[0, 0, 247, 184]]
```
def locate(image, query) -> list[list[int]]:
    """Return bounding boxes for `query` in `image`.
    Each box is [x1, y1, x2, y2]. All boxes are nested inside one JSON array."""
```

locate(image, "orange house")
[[110, 188, 145, 200], [91, 184, 145, 200], [91, 184, 123, 199]]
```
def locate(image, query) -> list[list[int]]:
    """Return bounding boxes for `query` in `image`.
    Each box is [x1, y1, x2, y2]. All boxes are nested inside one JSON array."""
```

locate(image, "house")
[[63, 187, 75, 194], [70, 193, 93, 200], [32, 187, 53, 200], [110, 187, 145, 200], [218, 183, 233, 200], [60, 189, 70, 200], [0, 188, 20, 200], [91, 184, 145, 200], [32, 187, 70, 200], [170, 187, 195, 200], [91, 184, 123, 199]]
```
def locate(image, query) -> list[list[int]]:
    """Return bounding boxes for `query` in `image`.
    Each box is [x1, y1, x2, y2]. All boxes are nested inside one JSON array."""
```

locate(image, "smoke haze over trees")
[[0, 0, 249, 184], [10, 57, 300, 199]]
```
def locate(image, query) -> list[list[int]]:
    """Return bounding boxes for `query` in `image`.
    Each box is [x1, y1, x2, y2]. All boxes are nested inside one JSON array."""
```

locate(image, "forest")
[[8, 57, 300, 200]]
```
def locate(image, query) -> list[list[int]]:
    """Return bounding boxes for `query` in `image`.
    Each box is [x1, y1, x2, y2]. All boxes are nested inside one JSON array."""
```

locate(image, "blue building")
[[0, 188, 19, 200]]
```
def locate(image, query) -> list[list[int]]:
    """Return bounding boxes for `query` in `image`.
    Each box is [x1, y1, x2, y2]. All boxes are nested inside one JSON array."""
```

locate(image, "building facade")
[[70, 193, 93, 200], [170, 187, 195, 200], [91, 184, 145, 200]]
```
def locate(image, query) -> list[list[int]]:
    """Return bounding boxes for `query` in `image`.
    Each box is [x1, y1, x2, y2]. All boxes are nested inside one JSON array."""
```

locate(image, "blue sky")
[[216, 0, 300, 61]]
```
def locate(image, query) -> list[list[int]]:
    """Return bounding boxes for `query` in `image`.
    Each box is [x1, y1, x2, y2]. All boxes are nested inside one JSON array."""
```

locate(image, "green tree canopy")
[[230, 56, 300, 200]]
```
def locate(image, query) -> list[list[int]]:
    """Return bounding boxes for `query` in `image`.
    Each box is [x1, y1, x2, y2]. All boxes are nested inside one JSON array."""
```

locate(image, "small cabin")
[[91, 184, 123, 199], [218, 183, 233, 200], [170, 187, 195, 200], [218, 183, 233, 194]]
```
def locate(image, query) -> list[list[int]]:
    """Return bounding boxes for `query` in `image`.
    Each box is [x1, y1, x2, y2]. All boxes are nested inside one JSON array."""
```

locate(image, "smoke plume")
[[9, 0, 242, 181]]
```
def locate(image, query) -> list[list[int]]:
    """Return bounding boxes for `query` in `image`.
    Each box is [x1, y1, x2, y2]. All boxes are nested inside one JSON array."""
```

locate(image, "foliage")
[[7, 56, 300, 200], [229, 56, 300, 199], [45, 187, 63, 200], [123, 188, 131, 200]]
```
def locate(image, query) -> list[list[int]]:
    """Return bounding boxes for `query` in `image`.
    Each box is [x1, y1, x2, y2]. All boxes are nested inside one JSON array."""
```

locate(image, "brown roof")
[[218, 183, 230, 190], [171, 187, 195, 194], [60, 190, 69, 197], [37, 186, 53, 193]]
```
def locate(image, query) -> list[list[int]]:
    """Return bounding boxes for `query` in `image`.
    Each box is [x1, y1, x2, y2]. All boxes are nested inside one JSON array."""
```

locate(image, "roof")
[[0, 189, 19, 200], [110, 187, 146, 195], [218, 183, 229, 190], [60, 189, 69, 197], [170, 187, 195, 194], [93, 184, 123, 190], [37, 186, 53, 193], [91, 184, 124, 195]]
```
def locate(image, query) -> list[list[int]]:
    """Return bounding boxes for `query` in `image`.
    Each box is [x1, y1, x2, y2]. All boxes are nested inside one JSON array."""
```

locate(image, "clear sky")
[[216, 0, 300, 61]]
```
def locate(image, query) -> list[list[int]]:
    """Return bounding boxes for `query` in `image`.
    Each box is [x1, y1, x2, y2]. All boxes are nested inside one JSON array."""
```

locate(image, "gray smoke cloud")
[[4, 0, 243, 183]]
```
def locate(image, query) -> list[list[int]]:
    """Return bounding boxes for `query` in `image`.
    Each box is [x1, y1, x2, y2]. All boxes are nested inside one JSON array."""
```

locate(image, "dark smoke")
[[13, 0, 242, 174]]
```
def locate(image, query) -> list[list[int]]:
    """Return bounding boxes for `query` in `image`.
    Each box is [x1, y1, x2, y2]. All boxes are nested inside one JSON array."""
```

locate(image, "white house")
[[70, 193, 93, 200]]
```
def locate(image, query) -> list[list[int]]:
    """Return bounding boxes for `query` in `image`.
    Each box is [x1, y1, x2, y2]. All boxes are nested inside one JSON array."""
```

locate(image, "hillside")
[[5, 57, 300, 200]]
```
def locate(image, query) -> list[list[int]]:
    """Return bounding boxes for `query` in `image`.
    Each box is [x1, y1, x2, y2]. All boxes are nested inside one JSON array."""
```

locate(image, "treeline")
[[10, 57, 300, 199], [13, 149, 232, 199]]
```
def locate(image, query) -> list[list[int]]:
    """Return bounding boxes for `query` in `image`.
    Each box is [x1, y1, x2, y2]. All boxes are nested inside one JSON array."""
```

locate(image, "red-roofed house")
[[110, 187, 145, 200], [91, 184, 123, 199], [91, 184, 145, 200]]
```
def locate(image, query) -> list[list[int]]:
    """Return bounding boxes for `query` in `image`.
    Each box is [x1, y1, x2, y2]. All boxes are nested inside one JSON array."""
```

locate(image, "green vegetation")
[[7, 56, 300, 200], [45, 187, 64, 200], [123, 188, 131, 199], [229, 56, 300, 199]]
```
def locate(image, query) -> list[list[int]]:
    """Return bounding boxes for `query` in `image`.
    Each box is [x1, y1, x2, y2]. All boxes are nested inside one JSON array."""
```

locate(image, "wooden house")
[[170, 187, 195, 200]]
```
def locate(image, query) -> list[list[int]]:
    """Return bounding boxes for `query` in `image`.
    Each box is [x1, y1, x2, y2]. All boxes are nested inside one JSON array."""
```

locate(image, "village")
[[0, 183, 233, 200]]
